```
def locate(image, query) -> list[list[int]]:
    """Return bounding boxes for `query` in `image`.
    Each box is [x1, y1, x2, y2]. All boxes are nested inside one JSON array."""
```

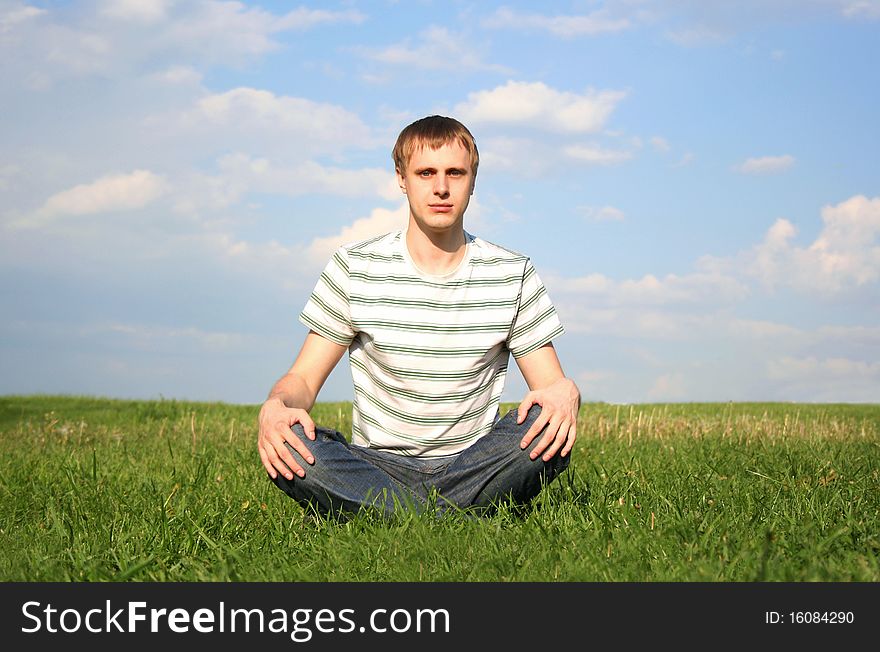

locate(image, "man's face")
[[397, 141, 475, 236]]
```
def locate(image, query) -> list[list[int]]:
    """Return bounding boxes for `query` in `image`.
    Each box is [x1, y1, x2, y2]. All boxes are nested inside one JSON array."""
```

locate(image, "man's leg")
[[436, 405, 570, 512], [271, 424, 422, 517]]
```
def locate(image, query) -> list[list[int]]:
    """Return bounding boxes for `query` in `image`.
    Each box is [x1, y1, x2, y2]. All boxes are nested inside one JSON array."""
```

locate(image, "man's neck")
[[405, 217, 467, 276]]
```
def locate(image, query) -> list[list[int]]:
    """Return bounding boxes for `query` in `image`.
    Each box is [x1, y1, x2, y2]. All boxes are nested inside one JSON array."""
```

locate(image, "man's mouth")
[[429, 204, 453, 213]]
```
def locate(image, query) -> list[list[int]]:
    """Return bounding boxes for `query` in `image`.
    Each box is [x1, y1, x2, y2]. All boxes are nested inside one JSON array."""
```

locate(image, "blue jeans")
[[271, 405, 570, 518]]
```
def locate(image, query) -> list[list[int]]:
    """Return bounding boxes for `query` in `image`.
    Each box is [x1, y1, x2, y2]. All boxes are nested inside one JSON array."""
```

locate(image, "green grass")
[[0, 395, 877, 581]]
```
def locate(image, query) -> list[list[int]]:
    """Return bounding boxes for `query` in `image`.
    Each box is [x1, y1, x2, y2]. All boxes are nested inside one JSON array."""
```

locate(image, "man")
[[257, 115, 580, 517]]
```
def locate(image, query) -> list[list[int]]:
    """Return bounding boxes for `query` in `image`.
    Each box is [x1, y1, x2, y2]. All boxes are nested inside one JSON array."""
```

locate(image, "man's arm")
[[514, 343, 581, 461], [257, 331, 347, 481]]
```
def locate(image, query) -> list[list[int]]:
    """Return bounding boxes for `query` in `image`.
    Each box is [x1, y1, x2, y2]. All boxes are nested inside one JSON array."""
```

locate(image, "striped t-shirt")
[[300, 229, 564, 457]]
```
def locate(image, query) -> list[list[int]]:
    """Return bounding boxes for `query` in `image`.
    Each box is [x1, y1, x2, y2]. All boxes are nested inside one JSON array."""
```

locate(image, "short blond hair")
[[392, 115, 479, 177]]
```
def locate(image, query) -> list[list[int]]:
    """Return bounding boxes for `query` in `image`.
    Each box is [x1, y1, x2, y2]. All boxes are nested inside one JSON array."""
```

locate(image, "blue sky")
[[1, 0, 879, 405]]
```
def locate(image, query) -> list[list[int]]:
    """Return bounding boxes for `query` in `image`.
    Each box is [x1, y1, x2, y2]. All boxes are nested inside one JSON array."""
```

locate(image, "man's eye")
[[419, 171, 432, 177]]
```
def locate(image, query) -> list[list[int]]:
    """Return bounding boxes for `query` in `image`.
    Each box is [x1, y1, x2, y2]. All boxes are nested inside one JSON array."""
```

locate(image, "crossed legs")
[[271, 405, 570, 518]]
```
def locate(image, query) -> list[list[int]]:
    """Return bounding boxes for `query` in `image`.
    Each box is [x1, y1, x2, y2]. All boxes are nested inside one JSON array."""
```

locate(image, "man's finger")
[[561, 422, 577, 457], [520, 411, 549, 449], [266, 443, 303, 480], [279, 431, 315, 469], [529, 415, 561, 459], [541, 419, 571, 461], [281, 428, 315, 464], [277, 444, 303, 478], [258, 444, 276, 479], [277, 423, 315, 465], [517, 395, 536, 424], [296, 414, 317, 440]]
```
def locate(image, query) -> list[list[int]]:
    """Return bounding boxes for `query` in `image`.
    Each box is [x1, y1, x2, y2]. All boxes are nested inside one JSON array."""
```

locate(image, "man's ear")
[[396, 168, 407, 194]]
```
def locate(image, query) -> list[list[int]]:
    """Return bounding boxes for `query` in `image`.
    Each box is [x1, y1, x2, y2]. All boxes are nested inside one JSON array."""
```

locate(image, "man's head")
[[392, 115, 479, 179], [393, 116, 478, 236]]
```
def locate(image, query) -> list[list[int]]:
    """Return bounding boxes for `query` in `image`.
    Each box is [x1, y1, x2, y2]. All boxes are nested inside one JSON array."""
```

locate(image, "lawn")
[[0, 396, 877, 581]]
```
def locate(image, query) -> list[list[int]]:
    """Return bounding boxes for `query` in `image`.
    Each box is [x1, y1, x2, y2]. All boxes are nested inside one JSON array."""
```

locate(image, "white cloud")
[[0, 163, 19, 191], [650, 136, 671, 152], [479, 1, 879, 49], [564, 144, 633, 165], [768, 355, 880, 379], [476, 135, 636, 175], [2, 2, 365, 86], [735, 217, 798, 286], [477, 137, 557, 176], [167, 155, 398, 220], [362, 26, 511, 73], [815, 324, 880, 344], [480, 0, 880, 46], [92, 321, 265, 353], [482, 7, 632, 37], [27, 170, 169, 225], [38, 26, 113, 76], [547, 269, 749, 309], [808, 195, 880, 287], [0, 2, 45, 32], [727, 318, 803, 340], [164, 230, 308, 292], [675, 152, 696, 167], [167, 170, 245, 217], [839, 1, 880, 19], [99, 0, 170, 23], [273, 5, 367, 31], [553, 297, 807, 346], [145, 87, 375, 161], [579, 205, 626, 222], [454, 81, 627, 134], [152, 65, 203, 85], [766, 355, 880, 401], [735, 154, 796, 174], [575, 370, 614, 397], [665, 25, 727, 46], [540, 194, 879, 388], [653, 1, 846, 43], [212, 153, 398, 202], [159, 3, 365, 62], [307, 203, 409, 264], [180, 87, 374, 152], [723, 195, 880, 293]]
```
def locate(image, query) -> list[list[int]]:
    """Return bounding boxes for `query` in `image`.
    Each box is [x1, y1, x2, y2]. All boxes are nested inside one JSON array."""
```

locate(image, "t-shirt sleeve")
[[507, 259, 565, 359], [299, 247, 356, 346]]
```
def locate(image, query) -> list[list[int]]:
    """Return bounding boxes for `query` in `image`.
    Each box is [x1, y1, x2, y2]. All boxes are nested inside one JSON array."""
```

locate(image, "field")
[[0, 395, 877, 582]]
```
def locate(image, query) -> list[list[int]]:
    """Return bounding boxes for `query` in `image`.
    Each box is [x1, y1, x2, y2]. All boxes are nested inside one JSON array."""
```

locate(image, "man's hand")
[[517, 377, 580, 461], [257, 333, 347, 481], [257, 398, 316, 480]]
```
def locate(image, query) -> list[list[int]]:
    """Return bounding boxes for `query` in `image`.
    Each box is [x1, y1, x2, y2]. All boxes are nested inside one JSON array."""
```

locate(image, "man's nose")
[[433, 174, 449, 196]]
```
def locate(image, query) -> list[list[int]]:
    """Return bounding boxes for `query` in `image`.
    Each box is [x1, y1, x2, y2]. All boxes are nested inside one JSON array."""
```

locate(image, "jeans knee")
[[511, 405, 572, 470], [281, 424, 312, 469], [287, 424, 346, 455], [552, 451, 571, 475], [497, 404, 541, 434], [270, 424, 341, 492], [520, 403, 544, 429], [505, 404, 545, 447], [270, 431, 338, 511], [289, 422, 307, 444]]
